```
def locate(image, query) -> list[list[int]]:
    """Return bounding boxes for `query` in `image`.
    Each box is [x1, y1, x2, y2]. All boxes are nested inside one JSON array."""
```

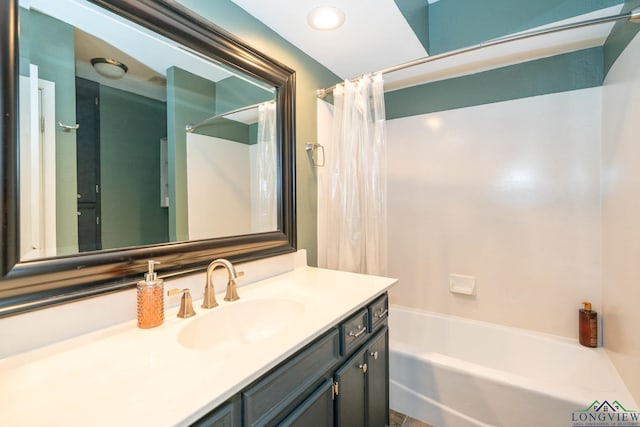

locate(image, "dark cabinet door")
[[243, 329, 340, 427], [334, 347, 367, 427], [76, 77, 100, 204], [334, 325, 389, 427], [278, 380, 334, 427], [75, 77, 101, 251], [77, 205, 100, 252], [191, 396, 241, 427], [367, 328, 389, 427]]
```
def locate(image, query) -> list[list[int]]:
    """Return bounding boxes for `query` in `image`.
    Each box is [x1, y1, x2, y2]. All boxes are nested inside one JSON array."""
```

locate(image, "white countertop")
[[0, 266, 396, 426]]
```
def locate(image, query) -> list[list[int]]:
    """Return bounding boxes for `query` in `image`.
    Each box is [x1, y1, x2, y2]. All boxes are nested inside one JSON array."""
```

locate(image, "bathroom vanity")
[[0, 265, 396, 426], [197, 293, 389, 427]]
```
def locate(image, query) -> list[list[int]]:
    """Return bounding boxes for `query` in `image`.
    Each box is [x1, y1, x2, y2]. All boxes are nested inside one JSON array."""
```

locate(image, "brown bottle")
[[579, 301, 597, 347]]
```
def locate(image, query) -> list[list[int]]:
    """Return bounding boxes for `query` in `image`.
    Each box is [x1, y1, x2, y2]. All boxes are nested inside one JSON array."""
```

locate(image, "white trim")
[[18, 65, 57, 260], [39, 78, 57, 257]]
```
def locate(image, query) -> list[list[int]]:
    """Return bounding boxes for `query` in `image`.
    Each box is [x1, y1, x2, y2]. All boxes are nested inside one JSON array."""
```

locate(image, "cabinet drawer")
[[368, 294, 388, 331], [243, 328, 340, 427], [340, 309, 369, 355]]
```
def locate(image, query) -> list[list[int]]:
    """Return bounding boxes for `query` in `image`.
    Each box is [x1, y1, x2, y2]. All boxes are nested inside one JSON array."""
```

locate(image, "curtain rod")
[[316, 8, 640, 98], [185, 100, 274, 133]]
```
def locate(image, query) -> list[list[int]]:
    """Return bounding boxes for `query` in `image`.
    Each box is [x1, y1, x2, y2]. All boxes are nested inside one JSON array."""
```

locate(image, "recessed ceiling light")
[[307, 6, 345, 31]]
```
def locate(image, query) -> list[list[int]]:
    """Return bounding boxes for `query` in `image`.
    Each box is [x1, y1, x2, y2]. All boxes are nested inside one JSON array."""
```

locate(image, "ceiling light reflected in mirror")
[[91, 57, 128, 79]]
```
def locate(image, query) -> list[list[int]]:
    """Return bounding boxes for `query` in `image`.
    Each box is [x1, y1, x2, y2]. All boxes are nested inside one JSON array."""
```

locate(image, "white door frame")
[[19, 64, 57, 260]]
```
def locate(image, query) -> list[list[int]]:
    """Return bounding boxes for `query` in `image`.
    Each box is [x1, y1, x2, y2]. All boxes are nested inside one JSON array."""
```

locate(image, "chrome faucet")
[[202, 258, 243, 309]]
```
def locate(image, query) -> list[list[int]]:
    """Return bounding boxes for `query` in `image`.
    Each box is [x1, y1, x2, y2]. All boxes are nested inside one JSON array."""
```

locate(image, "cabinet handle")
[[375, 308, 388, 318], [359, 363, 368, 373], [370, 351, 379, 360], [349, 325, 366, 338]]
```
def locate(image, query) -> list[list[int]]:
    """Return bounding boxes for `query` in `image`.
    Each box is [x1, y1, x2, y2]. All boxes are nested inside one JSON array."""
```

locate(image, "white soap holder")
[[449, 274, 476, 295]]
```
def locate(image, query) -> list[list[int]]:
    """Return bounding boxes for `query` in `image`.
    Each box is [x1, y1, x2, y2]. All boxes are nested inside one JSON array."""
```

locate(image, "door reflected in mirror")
[[18, 0, 278, 261]]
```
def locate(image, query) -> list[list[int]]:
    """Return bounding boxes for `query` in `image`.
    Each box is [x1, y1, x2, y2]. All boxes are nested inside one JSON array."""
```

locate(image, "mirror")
[[0, 0, 296, 316], [20, 0, 279, 258]]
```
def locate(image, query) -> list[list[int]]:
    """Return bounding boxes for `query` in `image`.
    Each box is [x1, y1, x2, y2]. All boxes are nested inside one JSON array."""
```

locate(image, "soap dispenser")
[[579, 301, 597, 348], [137, 260, 164, 329]]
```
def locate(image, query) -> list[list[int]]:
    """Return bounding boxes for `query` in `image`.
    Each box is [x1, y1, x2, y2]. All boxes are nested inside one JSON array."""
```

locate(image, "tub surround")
[[0, 252, 397, 426], [385, 87, 602, 339], [602, 15, 640, 403]]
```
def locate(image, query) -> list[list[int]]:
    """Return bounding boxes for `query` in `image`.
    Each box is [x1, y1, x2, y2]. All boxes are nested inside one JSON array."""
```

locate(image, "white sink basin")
[[178, 298, 304, 351]]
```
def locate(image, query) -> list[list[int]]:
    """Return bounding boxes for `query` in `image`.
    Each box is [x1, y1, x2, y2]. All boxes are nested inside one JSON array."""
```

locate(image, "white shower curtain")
[[322, 73, 388, 276], [253, 101, 277, 232]]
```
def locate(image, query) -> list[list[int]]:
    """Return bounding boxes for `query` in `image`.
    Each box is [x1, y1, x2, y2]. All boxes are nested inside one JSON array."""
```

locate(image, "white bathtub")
[[389, 305, 636, 427]]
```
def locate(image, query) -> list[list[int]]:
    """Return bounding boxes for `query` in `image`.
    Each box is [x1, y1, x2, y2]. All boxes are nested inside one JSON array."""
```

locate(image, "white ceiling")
[[230, 0, 428, 80], [230, 1, 623, 92], [25, 0, 272, 101]]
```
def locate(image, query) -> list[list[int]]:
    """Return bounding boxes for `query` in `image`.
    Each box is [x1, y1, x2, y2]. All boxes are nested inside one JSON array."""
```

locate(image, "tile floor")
[[389, 409, 434, 427]]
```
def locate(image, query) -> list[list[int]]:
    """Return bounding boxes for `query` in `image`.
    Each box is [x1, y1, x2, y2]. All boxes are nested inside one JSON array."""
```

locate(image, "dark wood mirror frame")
[[0, 0, 296, 317]]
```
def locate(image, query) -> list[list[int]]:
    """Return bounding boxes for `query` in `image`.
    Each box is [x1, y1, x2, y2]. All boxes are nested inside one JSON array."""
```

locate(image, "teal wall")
[[393, 0, 429, 51], [18, 8, 30, 76], [214, 75, 273, 145], [386, 47, 604, 119], [20, 10, 78, 255], [215, 75, 274, 113], [386, 0, 640, 121], [429, 0, 623, 54], [396, 0, 624, 55], [176, 0, 341, 265], [212, 76, 275, 144], [99, 86, 169, 249], [198, 117, 251, 144], [211, 75, 273, 145], [603, 0, 640, 73], [393, 0, 638, 73]]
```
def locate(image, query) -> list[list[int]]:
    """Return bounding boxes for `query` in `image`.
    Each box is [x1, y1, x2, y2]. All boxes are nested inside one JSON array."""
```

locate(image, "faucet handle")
[[167, 288, 196, 318], [224, 271, 244, 302], [202, 281, 218, 309], [224, 278, 240, 302]]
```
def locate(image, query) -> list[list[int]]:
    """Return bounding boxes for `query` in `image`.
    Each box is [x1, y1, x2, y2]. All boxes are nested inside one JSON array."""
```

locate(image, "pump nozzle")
[[582, 301, 592, 311], [145, 260, 160, 282]]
